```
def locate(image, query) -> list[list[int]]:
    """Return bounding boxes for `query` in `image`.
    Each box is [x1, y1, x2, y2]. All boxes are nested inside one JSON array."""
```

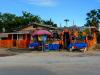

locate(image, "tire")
[[70, 46, 74, 52]]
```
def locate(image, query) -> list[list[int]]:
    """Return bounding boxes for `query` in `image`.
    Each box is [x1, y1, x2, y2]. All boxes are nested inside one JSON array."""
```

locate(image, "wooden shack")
[[0, 22, 57, 48]]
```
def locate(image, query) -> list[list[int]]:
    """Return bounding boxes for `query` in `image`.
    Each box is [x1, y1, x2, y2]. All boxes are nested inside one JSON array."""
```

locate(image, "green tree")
[[85, 9, 100, 43], [85, 9, 100, 30], [22, 11, 42, 24], [0, 11, 57, 32], [0, 13, 17, 32], [0, 12, 3, 32], [42, 18, 57, 27]]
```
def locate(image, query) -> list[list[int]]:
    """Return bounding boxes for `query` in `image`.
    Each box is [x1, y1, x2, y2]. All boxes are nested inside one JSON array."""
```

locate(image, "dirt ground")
[[0, 48, 16, 57], [0, 48, 100, 57], [0, 48, 100, 75], [0, 48, 33, 57]]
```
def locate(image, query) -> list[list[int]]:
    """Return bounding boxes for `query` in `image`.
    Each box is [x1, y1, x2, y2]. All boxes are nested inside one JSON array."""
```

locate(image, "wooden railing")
[[0, 40, 30, 48], [0, 40, 13, 48]]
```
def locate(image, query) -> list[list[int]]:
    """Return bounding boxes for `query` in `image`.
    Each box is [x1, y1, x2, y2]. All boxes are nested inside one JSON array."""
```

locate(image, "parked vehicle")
[[68, 42, 88, 52]]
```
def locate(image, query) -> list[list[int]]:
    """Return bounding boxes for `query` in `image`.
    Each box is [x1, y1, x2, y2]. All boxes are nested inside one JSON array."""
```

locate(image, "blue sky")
[[0, 0, 99, 27]]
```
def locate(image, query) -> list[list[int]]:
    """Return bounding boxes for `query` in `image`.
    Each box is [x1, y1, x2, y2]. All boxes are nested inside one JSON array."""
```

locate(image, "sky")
[[0, 0, 100, 27]]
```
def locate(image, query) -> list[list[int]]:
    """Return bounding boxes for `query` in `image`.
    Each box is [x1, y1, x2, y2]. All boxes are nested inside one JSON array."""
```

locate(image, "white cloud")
[[28, 0, 57, 7]]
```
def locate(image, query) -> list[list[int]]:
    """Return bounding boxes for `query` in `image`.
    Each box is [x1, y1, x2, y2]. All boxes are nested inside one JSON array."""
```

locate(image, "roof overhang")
[[0, 31, 30, 36], [0, 33, 8, 37]]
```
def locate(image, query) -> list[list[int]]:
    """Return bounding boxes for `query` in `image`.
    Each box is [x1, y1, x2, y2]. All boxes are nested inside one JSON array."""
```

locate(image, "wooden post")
[[25, 34, 27, 48], [12, 34, 13, 40], [17, 34, 18, 40], [16, 34, 18, 48], [93, 32, 97, 46], [12, 34, 14, 48], [31, 35, 33, 41], [25, 34, 27, 40]]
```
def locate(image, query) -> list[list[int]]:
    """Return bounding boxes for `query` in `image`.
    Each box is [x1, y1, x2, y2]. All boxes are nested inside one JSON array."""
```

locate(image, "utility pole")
[[60, 23, 62, 28], [73, 20, 75, 26], [64, 19, 69, 27]]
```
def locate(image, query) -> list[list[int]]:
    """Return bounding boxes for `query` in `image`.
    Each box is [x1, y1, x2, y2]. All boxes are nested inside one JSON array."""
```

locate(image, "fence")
[[0, 40, 30, 48], [16, 40, 30, 48], [0, 40, 13, 48]]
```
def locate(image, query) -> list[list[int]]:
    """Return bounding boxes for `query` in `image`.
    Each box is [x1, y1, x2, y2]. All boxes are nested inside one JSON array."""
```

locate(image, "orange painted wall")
[[88, 32, 96, 48], [0, 40, 13, 48], [0, 40, 30, 48]]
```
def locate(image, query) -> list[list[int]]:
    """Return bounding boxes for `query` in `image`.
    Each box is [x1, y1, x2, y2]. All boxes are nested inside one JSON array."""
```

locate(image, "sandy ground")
[[0, 48, 16, 57], [0, 49, 100, 75]]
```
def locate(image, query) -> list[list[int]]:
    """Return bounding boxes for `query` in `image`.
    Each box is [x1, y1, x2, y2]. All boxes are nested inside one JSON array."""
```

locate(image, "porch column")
[[12, 34, 13, 40], [94, 32, 97, 44], [17, 34, 19, 40], [31, 35, 33, 40], [25, 34, 27, 40]]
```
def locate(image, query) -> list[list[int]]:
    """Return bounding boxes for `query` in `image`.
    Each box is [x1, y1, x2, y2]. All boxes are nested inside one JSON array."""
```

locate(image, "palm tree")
[[85, 9, 100, 30]]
